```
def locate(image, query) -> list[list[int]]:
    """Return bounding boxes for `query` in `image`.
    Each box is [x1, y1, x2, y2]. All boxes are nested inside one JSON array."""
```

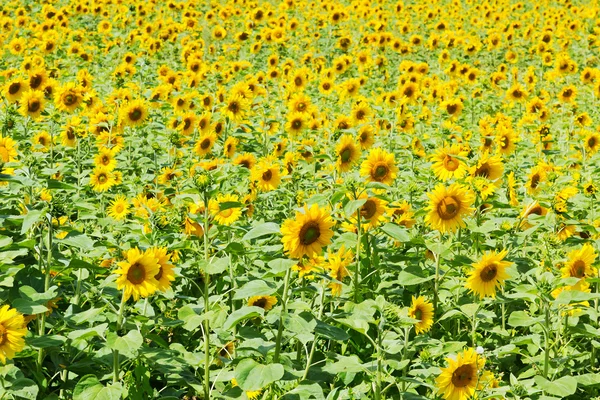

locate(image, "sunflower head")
[[281, 204, 335, 259], [425, 184, 475, 233]]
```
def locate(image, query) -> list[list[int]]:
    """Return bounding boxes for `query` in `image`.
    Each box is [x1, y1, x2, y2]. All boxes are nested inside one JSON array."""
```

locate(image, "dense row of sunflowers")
[[0, 0, 599, 398]]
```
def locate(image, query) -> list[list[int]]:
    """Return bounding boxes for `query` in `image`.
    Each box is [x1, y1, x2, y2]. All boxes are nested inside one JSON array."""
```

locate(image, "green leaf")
[[177, 305, 204, 331], [508, 311, 543, 327], [554, 289, 600, 305], [219, 201, 243, 211], [67, 324, 109, 342], [222, 306, 264, 331], [106, 330, 143, 358], [68, 259, 99, 270], [242, 222, 281, 241], [267, 258, 297, 274], [27, 335, 66, 348], [534, 375, 577, 397], [233, 280, 276, 300], [397, 266, 433, 286], [234, 358, 284, 391], [0, 236, 13, 248], [21, 210, 44, 235], [47, 179, 77, 191], [344, 199, 366, 218], [8, 378, 39, 399], [205, 256, 229, 275], [73, 375, 123, 400], [323, 355, 366, 374], [59, 232, 95, 251], [380, 223, 410, 242]]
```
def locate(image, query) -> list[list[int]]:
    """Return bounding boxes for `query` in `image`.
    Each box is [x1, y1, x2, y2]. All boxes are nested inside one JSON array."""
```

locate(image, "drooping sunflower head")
[[425, 183, 475, 233], [281, 204, 335, 259]]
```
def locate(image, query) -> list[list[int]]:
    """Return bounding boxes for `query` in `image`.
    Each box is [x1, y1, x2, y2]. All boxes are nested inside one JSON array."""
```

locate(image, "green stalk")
[[472, 304, 479, 347], [433, 250, 440, 314], [302, 284, 326, 380], [543, 302, 550, 378], [202, 194, 211, 400], [37, 219, 53, 374], [354, 215, 362, 303], [113, 292, 126, 383], [273, 266, 292, 363]]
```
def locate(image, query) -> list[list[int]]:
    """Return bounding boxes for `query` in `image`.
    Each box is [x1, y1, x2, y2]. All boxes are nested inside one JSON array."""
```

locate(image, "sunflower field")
[[2, 0, 600, 399]]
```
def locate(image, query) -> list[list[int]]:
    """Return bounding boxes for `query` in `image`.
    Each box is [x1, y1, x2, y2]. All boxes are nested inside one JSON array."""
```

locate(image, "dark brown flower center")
[[373, 164, 388, 180], [29, 100, 41, 112], [64, 93, 77, 106], [262, 169, 273, 181], [154, 267, 163, 281], [291, 119, 302, 130], [340, 147, 352, 163], [299, 222, 320, 245], [127, 262, 146, 284], [451, 364, 474, 388], [437, 197, 460, 220], [360, 200, 377, 219], [572, 260, 586, 278], [200, 138, 211, 150], [443, 155, 458, 171], [8, 82, 21, 95], [253, 298, 267, 309], [129, 108, 142, 121], [480, 263, 498, 282]]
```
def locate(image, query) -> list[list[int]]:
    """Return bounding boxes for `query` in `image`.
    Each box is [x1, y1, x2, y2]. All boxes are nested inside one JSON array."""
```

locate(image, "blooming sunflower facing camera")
[[561, 243, 597, 280], [436, 347, 486, 400], [425, 184, 474, 233], [0, 305, 27, 363], [430, 144, 468, 181], [114, 248, 160, 302], [360, 148, 398, 185], [281, 204, 335, 259], [465, 249, 512, 299]]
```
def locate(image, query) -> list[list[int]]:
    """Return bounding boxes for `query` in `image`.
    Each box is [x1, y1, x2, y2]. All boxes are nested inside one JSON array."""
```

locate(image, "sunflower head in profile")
[[148, 247, 176, 292], [584, 131, 600, 155], [360, 148, 398, 185], [561, 243, 597, 279], [519, 201, 548, 229], [408, 296, 434, 334], [469, 154, 504, 181], [436, 348, 485, 400], [281, 204, 335, 259], [114, 248, 160, 302], [425, 184, 474, 233], [335, 134, 361, 173], [248, 295, 278, 311], [430, 144, 468, 181], [0, 305, 27, 363], [465, 249, 512, 299], [354, 194, 387, 230]]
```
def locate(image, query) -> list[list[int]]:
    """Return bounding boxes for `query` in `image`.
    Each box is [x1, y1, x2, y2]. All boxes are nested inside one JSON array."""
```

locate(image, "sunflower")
[[4, 78, 27, 103], [223, 136, 238, 158], [281, 204, 335, 259], [94, 148, 117, 171], [561, 244, 597, 279], [54, 82, 84, 112], [335, 134, 361, 172], [248, 295, 277, 311], [114, 248, 160, 302], [425, 184, 475, 233], [470, 154, 504, 180], [0, 305, 26, 363], [19, 90, 45, 120], [108, 195, 129, 220], [505, 83, 528, 102], [209, 193, 242, 225], [32, 131, 52, 152], [158, 167, 182, 186], [584, 131, 600, 155], [354, 194, 387, 230], [436, 348, 485, 400], [557, 85, 577, 103], [441, 98, 463, 119], [525, 166, 546, 194], [325, 246, 353, 296], [90, 166, 117, 192], [387, 201, 416, 228], [0, 135, 18, 163], [360, 148, 398, 185], [285, 112, 308, 135], [222, 94, 250, 123], [234, 153, 256, 169], [194, 131, 217, 157], [495, 127, 518, 155], [148, 247, 176, 292], [408, 296, 434, 334], [465, 249, 512, 299], [357, 125, 376, 150], [250, 159, 281, 192], [520, 201, 548, 229], [430, 145, 468, 181], [120, 99, 149, 127]]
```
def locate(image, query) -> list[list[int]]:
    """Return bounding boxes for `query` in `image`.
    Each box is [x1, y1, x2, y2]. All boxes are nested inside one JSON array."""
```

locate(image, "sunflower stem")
[[471, 303, 479, 347], [202, 191, 211, 400], [354, 214, 362, 303], [302, 284, 326, 380], [274, 266, 292, 363], [400, 327, 410, 393], [433, 250, 440, 314], [543, 301, 550, 378], [37, 217, 53, 375], [113, 291, 126, 383]]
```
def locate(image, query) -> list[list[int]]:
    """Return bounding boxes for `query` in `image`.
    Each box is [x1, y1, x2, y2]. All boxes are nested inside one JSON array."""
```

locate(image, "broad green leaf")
[[267, 258, 297, 274], [27, 335, 66, 348], [205, 256, 229, 275], [323, 355, 366, 374], [219, 201, 243, 211], [380, 223, 410, 242], [242, 222, 281, 241], [8, 378, 39, 399], [234, 358, 284, 391], [59, 232, 95, 251], [73, 375, 123, 400], [314, 320, 349, 341], [344, 199, 366, 218], [534, 375, 577, 397], [47, 179, 77, 191], [222, 306, 264, 331], [508, 311, 543, 327], [106, 330, 143, 358], [21, 210, 44, 235], [233, 280, 276, 300]]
